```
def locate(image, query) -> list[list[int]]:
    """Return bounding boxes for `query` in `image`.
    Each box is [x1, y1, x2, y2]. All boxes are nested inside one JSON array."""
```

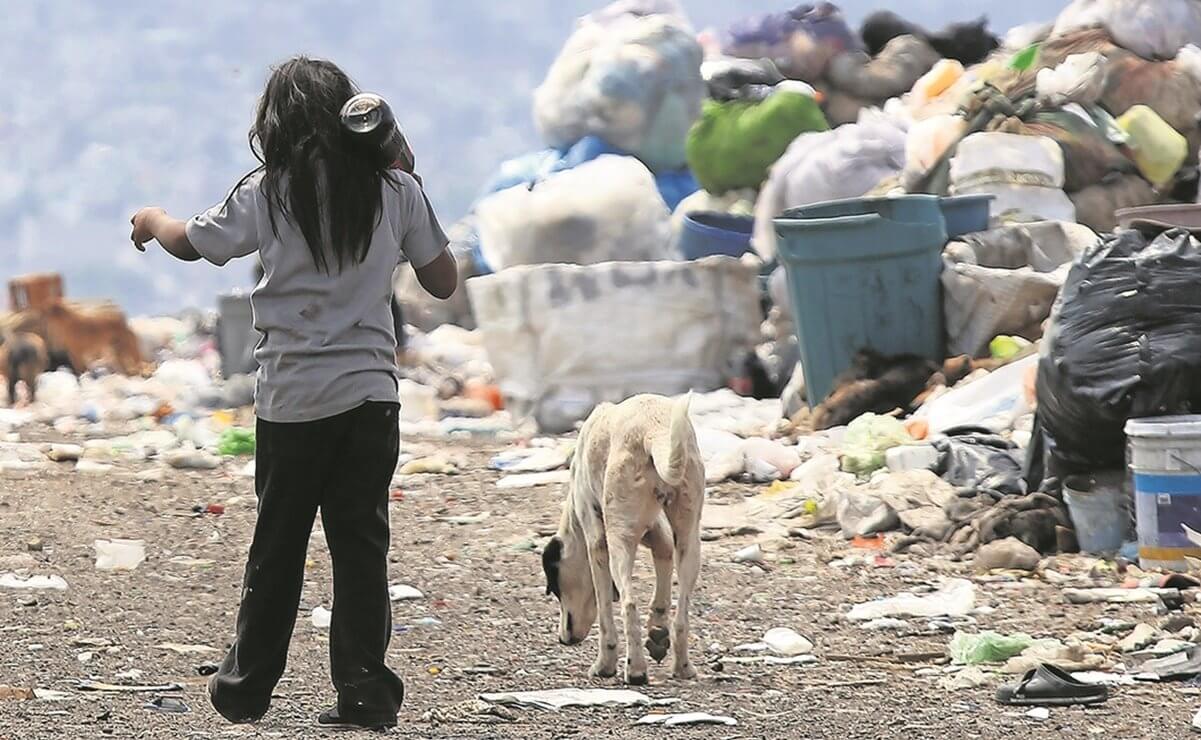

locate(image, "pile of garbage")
[[10, 1, 1201, 566]]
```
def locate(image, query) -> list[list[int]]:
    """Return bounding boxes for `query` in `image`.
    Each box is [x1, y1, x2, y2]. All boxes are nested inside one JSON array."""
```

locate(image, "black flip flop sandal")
[[995, 664, 1110, 707]]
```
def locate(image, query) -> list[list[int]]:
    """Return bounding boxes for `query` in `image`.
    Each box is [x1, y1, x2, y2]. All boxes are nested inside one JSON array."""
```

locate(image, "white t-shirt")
[[187, 170, 447, 423]]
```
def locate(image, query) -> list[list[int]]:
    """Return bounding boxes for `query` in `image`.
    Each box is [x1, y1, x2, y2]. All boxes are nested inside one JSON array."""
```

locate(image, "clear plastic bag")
[[753, 109, 908, 260], [1053, 0, 1201, 61], [475, 155, 674, 272], [533, 13, 704, 172]]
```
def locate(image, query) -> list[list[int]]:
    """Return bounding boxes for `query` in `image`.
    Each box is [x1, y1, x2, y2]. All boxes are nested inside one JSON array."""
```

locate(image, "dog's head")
[[541, 528, 598, 646]]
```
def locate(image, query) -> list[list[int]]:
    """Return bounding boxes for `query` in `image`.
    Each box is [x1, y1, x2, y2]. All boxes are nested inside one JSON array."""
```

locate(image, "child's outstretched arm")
[[130, 207, 202, 262]]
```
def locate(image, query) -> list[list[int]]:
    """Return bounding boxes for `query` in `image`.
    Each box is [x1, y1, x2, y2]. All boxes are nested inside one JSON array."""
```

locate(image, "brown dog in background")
[[0, 331, 49, 406]]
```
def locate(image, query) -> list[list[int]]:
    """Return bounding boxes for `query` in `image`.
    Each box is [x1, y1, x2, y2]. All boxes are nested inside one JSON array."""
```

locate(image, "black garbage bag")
[[1037, 229, 1201, 479], [932, 432, 1025, 496]]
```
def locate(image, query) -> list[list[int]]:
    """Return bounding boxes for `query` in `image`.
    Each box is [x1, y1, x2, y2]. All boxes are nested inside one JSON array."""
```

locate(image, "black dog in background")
[[861, 11, 999, 65], [252, 262, 406, 350]]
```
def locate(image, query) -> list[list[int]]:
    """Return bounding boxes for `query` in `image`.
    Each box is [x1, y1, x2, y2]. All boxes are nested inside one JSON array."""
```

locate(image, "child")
[[130, 56, 456, 730]]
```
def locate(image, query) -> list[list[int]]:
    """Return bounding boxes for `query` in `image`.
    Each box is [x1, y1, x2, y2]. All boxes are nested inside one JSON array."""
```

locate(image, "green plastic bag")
[[217, 427, 256, 457], [949, 630, 1033, 665], [1008, 43, 1040, 72], [840, 414, 912, 476], [686, 88, 828, 195]]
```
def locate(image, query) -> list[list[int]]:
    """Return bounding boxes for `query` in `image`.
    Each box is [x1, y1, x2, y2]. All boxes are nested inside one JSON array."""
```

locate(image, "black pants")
[[210, 402, 404, 724]]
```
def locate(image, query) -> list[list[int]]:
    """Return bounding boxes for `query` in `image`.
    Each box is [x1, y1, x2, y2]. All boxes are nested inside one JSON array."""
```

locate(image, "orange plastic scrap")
[[851, 534, 886, 551], [904, 418, 930, 441]]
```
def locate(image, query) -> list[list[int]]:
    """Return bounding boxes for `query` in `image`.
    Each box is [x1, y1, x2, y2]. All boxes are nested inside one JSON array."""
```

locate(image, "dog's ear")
[[541, 536, 563, 597]]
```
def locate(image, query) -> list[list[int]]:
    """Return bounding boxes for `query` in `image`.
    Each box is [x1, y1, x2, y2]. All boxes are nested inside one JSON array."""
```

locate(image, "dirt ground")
[[1, 432, 1198, 739]]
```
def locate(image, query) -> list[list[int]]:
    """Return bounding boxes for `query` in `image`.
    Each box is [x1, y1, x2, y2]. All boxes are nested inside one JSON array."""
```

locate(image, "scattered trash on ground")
[[94, 539, 146, 571], [637, 712, 738, 727], [479, 689, 678, 711]]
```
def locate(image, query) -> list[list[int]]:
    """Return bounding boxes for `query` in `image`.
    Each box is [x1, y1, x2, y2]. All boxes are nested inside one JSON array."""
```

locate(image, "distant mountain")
[[0, 0, 1053, 314]]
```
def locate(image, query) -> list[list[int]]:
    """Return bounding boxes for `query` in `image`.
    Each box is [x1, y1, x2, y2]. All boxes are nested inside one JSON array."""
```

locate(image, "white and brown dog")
[[542, 394, 704, 684]]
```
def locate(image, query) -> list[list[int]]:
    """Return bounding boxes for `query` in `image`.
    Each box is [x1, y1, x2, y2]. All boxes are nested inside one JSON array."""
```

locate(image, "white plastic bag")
[[1036, 53, 1109, 106], [950, 133, 1075, 223], [475, 156, 674, 272], [916, 354, 1039, 435], [95, 539, 146, 571], [754, 109, 908, 260], [942, 222, 1097, 357], [534, 13, 704, 171], [467, 259, 761, 433], [1052, 0, 1201, 60], [847, 578, 976, 621]]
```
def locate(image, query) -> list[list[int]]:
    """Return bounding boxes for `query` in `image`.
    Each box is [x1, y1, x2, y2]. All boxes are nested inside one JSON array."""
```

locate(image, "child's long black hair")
[[239, 56, 396, 273]]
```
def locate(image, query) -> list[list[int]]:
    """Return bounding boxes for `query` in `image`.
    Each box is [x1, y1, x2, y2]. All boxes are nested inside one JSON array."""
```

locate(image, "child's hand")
[[130, 207, 166, 251]]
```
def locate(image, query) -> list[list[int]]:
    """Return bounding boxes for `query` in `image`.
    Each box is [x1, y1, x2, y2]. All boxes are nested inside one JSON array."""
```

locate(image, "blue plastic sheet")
[[479, 136, 698, 210]]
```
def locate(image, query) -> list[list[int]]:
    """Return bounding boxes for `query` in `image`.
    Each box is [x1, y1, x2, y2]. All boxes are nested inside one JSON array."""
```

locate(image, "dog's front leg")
[[607, 530, 648, 685], [586, 538, 619, 679]]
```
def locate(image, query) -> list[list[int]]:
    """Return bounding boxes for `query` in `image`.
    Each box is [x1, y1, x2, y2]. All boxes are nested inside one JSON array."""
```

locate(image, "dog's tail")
[[650, 392, 694, 488]]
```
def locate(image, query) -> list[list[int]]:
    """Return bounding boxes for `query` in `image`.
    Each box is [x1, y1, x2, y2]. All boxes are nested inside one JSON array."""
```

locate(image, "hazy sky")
[[1, 0, 1059, 313]]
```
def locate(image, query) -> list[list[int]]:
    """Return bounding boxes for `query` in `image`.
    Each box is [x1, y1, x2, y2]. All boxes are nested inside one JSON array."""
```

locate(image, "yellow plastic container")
[[1117, 105, 1188, 187], [911, 60, 964, 106]]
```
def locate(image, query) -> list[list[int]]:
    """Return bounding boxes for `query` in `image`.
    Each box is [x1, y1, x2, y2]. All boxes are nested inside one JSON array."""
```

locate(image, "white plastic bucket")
[[1126, 416, 1201, 571]]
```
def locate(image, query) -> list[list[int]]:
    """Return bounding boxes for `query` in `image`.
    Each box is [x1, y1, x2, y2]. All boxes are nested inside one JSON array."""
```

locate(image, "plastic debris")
[[389, 584, 425, 602], [399, 457, 459, 476], [311, 606, 332, 629], [762, 628, 814, 657], [495, 471, 571, 489], [439, 512, 492, 525], [840, 414, 912, 476], [732, 544, 765, 565], [216, 427, 255, 457], [637, 712, 737, 727], [1025, 707, 1050, 721], [94, 539, 146, 571], [950, 631, 1034, 665], [155, 643, 217, 655], [848, 579, 976, 622], [489, 446, 571, 473], [77, 681, 184, 693], [0, 574, 68, 591], [479, 689, 678, 711], [940, 666, 991, 691], [144, 696, 190, 713], [1063, 588, 1168, 604]]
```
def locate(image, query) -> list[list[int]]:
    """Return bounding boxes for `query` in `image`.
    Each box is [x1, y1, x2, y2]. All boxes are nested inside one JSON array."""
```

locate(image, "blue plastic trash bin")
[[774, 195, 947, 407], [679, 212, 755, 260], [939, 194, 994, 238]]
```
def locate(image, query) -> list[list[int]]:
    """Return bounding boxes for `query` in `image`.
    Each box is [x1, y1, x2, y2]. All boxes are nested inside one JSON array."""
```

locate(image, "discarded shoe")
[[995, 664, 1109, 707]]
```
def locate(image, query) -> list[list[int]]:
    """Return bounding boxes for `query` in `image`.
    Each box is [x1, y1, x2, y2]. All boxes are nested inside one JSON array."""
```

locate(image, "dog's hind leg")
[[586, 534, 619, 679], [607, 527, 648, 685], [641, 519, 673, 664], [666, 507, 701, 680]]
